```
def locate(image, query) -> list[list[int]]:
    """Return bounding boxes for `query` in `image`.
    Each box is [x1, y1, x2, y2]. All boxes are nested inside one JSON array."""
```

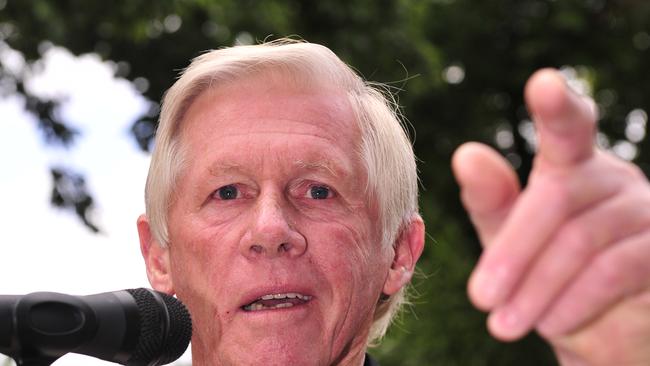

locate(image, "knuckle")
[[531, 175, 571, 212], [547, 179, 572, 213], [557, 222, 595, 258], [533, 261, 564, 291], [590, 254, 625, 291]]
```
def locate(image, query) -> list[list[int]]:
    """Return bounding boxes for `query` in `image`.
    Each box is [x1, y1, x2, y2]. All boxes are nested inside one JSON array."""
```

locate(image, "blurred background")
[[1, 0, 649, 365]]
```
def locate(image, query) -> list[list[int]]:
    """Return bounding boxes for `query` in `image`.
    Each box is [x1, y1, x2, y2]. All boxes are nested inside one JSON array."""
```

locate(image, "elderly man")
[[137, 40, 650, 365]]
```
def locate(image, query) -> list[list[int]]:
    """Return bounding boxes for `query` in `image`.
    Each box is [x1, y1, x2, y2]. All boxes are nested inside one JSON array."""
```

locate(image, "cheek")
[[305, 220, 389, 346], [167, 223, 243, 330], [169, 224, 242, 297], [308, 214, 383, 266], [306, 217, 388, 299], [168, 236, 218, 309], [168, 236, 250, 355]]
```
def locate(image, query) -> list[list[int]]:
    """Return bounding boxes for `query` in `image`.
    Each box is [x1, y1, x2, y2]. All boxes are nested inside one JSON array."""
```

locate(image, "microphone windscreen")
[[158, 292, 193, 365], [126, 289, 192, 366]]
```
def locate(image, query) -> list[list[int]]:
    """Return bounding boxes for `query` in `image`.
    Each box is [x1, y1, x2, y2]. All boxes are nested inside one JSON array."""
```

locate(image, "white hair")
[[144, 39, 420, 344]]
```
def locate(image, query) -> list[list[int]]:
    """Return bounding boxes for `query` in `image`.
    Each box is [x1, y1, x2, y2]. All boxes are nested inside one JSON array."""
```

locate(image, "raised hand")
[[453, 69, 650, 365]]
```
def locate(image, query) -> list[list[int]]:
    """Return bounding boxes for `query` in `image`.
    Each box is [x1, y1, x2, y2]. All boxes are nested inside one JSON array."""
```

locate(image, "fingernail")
[[490, 307, 525, 340], [501, 309, 520, 328]]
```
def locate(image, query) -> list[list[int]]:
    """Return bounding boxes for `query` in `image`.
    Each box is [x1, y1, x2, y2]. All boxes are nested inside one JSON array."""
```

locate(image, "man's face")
[[161, 76, 393, 365]]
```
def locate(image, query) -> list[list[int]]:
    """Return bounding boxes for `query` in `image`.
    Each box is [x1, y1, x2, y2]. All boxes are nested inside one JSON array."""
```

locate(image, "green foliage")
[[1, 0, 649, 364]]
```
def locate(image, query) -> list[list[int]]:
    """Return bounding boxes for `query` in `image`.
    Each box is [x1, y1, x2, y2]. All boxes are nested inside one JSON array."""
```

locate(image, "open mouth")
[[242, 293, 313, 311]]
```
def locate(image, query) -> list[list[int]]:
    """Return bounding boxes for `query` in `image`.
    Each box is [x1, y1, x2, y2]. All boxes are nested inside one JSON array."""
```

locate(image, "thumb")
[[452, 142, 521, 246], [525, 69, 598, 167]]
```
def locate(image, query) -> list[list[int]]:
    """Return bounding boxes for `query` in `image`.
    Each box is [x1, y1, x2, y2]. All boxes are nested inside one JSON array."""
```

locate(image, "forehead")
[[179, 74, 361, 155], [188, 73, 355, 126]]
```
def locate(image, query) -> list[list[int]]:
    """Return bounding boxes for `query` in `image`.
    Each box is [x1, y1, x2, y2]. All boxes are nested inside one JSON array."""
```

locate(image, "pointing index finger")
[[525, 69, 598, 167]]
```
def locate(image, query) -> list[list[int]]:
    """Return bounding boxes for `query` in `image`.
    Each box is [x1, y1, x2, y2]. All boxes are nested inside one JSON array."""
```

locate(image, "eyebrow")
[[206, 160, 346, 178], [293, 160, 342, 178], [207, 162, 243, 177]]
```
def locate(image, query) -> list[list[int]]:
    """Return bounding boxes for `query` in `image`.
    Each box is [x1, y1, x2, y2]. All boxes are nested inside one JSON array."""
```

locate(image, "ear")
[[137, 214, 175, 294], [382, 215, 425, 295]]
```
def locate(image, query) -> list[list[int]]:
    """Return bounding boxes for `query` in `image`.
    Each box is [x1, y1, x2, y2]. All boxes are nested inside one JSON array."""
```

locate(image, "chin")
[[217, 337, 326, 366], [198, 328, 330, 366]]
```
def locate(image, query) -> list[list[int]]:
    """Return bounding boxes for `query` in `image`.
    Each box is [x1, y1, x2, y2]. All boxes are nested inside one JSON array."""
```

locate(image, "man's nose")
[[240, 194, 306, 259]]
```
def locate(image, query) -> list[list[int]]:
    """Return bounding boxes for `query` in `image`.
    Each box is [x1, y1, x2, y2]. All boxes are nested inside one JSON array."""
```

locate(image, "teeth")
[[244, 302, 296, 311], [243, 293, 313, 311], [257, 293, 312, 301], [244, 303, 265, 311]]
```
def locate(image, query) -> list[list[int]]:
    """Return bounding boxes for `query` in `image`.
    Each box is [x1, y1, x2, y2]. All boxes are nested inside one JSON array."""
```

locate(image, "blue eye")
[[309, 185, 331, 200], [216, 185, 238, 200]]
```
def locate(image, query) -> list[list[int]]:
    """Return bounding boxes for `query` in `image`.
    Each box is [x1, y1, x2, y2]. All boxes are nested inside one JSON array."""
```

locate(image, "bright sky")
[[0, 45, 192, 365]]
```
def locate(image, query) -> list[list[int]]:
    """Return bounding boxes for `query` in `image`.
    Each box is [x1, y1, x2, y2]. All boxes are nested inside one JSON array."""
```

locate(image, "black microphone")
[[0, 288, 192, 366]]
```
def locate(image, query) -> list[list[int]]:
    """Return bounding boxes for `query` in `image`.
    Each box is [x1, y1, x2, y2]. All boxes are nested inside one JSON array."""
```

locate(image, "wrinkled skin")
[[454, 69, 650, 365], [138, 75, 425, 366]]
